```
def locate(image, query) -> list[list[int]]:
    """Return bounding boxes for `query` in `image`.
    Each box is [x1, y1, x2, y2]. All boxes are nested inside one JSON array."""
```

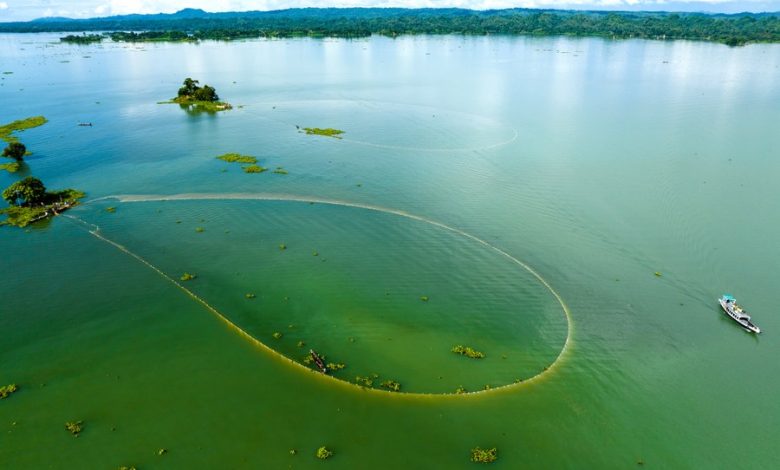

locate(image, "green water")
[[1, 34, 779, 468]]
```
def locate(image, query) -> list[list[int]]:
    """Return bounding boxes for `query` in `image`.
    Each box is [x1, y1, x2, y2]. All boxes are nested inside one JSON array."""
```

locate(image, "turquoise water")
[[1, 33, 779, 468]]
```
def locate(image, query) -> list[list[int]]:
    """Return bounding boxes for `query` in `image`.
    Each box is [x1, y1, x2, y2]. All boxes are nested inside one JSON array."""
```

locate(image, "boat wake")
[[70, 193, 573, 398]]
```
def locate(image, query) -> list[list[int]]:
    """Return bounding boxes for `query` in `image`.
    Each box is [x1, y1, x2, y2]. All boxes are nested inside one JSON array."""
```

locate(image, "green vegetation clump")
[[195, 227, 204, 233], [0, 383, 18, 399], [316, 446, 333, 460], [420, 296, 429, 302], [180, 273, 196, 281], [118, 466, 137, 470], [297, 341, 305, 348], [245, 293, 256, 299], [61, 33, 104, 44], [111, 31, 194, 42], [272, 332, 283, 339], [452, 345, 485, 359], [158, 448, 168, 455], [302, 127, 345, 139], [380, 380, 401, 392], [327, 363, 346, 371], [654, 271, 662, 277], [3, 142, 26, 161], [243, 165, 267, 174], [470, 447, 498, 464], [0, 162, 20, 173], [354, 376, 374, 388], [0, 116, 47, 143], [279, 243, 287, 251], [216, 153, 257, 164], [455, 386, 466, 394], [65, 421, 83, 436]]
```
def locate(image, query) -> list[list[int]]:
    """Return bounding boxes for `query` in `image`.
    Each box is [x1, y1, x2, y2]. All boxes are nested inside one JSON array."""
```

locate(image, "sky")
[[0, 0, 778, 22]]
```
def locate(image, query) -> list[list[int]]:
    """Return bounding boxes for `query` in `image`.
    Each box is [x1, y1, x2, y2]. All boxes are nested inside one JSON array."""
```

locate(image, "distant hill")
[[1, 7, 778, 45]]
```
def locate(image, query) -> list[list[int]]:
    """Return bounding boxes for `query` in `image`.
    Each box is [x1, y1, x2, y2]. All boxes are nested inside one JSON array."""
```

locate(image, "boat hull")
[[718, 299, 761, 334]]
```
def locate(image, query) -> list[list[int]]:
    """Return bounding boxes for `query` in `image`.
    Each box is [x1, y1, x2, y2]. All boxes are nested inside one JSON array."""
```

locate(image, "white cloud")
[[0, 2, 8, 10]]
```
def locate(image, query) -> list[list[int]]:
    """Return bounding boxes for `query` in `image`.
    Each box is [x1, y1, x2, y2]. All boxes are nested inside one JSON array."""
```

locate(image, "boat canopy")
[[722, 294, 736, 302]]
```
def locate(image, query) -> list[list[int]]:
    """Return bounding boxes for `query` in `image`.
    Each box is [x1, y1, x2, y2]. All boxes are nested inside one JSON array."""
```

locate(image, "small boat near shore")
[[718, 294, 761, 334], [309, 349, 328, 374]]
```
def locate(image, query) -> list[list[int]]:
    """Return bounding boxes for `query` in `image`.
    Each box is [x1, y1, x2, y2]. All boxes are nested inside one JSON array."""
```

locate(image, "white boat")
[[718, 294, 761, 334]]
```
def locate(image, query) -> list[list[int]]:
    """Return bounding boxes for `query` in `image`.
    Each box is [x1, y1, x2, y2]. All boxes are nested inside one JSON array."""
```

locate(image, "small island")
[[1, 177, 85, 228], [163, 78, 232, 113]]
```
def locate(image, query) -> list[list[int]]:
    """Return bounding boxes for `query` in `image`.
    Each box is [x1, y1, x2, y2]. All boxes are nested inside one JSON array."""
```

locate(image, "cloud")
[[0, 2, 8, 10]]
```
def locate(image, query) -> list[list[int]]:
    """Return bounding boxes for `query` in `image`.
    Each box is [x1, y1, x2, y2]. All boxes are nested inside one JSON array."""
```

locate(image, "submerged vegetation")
[[0, 383, 18, 399], [470, 447, 498, 464], [0, 162, 20, 173], [302, 127, 345, 139], [452, 345, 486, 359], [0, 116, 47, 144], [180, 273, 196, 281]]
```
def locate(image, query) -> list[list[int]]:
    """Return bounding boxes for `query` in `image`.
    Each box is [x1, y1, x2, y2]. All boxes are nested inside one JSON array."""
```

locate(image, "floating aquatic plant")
[[452, 345, 485, 359], [455, 386, 466, 394], [245, 293, 256, 299], [354, 376, 373, 387], [272, 332, 283, 339], [289, 449, 297, 456], [470, 447, 498, 463], [216, 153, 257, 164], [243, 165, 267, 174], [654, 272, 662, 277], [380, 380, 401, 392], [302, 128, 344, 139], [279, 243, 287, 250], [327, 363, 346, 371], [65, 421, 83, 436], [158, 448, 168, 455], [180, 273, 196, 281], [195, 227, 204, 233], [0, 383, 18, 399], [0, 116, 48, 144], [106, 207, 116, 213], [316, 446, 333, 460], [0, 162, 20, 173], [297, 341, 306, 348], [420, 296, 429, 302]]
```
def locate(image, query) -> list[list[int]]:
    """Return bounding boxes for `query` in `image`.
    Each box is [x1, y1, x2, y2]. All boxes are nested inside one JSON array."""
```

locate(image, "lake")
[[1, 33, 778, 468]]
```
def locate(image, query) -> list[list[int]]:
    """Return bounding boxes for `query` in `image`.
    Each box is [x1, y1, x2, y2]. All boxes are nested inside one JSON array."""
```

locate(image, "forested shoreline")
[[1, 8, 779, 46]]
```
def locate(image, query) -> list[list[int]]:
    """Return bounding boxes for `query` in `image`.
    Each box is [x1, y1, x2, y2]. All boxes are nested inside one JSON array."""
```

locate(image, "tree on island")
[[2, 176, 46, 206], [177, 78, 219, 102], [2, 142, 26, 161]]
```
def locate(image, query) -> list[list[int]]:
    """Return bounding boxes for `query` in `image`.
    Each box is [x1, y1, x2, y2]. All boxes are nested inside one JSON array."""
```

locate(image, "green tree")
[[2, 176, 46, 206], [178, 78, 200, 97], [2, 142, 26, 161], [193, 84, 219, 102]]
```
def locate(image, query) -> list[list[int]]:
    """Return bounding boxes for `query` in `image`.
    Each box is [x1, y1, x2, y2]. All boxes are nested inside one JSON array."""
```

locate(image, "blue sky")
[[0, 1, 778, 21]]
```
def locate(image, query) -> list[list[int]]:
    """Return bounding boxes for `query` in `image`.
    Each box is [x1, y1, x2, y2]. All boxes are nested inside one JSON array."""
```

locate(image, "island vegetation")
[[1, 177, 85, 228], [60, 33, 104, 44], [302, 127, 344, 139], [164, 78, 232, 113], [216, 153, 257, 164], [2, 9, 778, 46]]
